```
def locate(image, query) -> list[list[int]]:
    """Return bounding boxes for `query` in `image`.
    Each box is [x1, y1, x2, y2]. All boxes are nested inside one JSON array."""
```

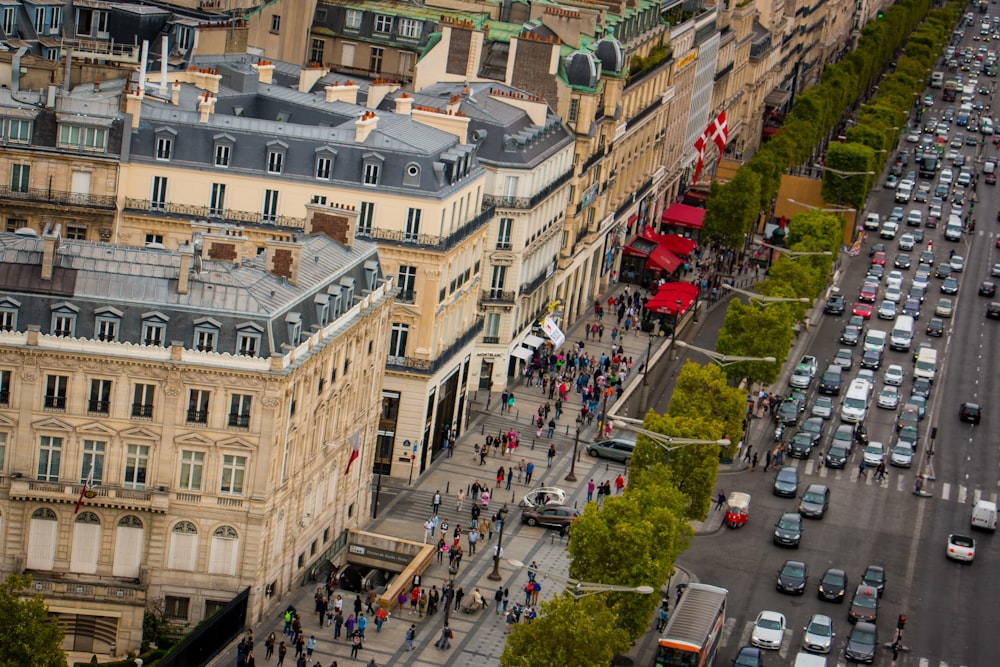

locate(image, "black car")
[[960, 402, 982, 423], [868, 243, 885, 257], [861, 565, 886, 594], [926, 317, 944, 336], [825, 444, 850, 469], [799, 484, 831, 518], [912, 378, 932, 398], [860, 349, 882, 370], [845, 622, 878, 663], [773, 466, 799, 497], [773, 512, 803, 548], [894, 254, 912, 269], [775, 399, 801, 426], [777, 559, 808, 594], [825, 294, 846, 315], [935, 263, 953, 279], [980, 281, 997, 297], [818, 567, 848, 602], [788, 432, 816, 459], [988, 301, 1000, 319], [839, 325, 861, 346], [941, 277, 959, 294], [732, 646, 764, 667], [819, 367, 843, 395]]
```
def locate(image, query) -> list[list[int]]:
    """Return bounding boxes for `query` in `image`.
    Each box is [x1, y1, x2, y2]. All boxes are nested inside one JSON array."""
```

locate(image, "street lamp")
[[722, 284, 812, 307], [755, 241, 833, 258], [676, 340, 777, 368], [565, 416, 583, 483], [643, 321, 661, 386], [785, 198, 856, 215], [487, 503, 510, 581], [506, 559, 655, 600], [612, 417, 732, 454]]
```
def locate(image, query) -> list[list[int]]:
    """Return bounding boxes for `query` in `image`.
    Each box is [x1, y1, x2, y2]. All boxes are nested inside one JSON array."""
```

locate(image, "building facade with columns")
[[0, 221, 393, 659]]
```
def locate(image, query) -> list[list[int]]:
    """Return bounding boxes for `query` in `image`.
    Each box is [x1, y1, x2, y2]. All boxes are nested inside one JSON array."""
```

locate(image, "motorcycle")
[[774, 423, 785, 442], [855, 424, 869, 446]]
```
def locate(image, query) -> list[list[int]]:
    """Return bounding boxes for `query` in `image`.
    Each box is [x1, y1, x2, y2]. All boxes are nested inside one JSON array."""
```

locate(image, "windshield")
[[864, 445, 883, 456], [803, 491, 823, 503], [778, 517, 798, 529], [807, 620, 832, 636], [758, 618, 782, 631], [853, 628, 876, 643], [845, 397, 865, 410], [854, 592, 877, 608], [829, 446, 848, 458], [822, 572, 844, 586], [782, 563, 805, 577], [777, 470, 796, 483]]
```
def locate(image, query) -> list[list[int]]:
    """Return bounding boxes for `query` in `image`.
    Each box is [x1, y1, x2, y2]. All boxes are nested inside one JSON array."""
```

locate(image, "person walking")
[[858, 460, 868, 479], [276, 641, 287, 667], [715, 491, 726, 511], [305, 636, 316, 660], [456, 488, 466, 512], [505, 466, 513, 490], [435, 623, 453, 650], [751, 452, 758, 470], [614, 474, 625, 495], [494, 586, 504, 615], [587, 479, 595, 502], [374, 607, 387, 632], [525, 461, 534, 484], [468, 527, 479, 555], [349, 631, 362, 659], [357, 614, 368, 638], [547, 444, 556, 466], [365, 588, 378, 615], [332, 610, 343, 640], [423, 518, 434, 543], [404, 625, 416, 651], [764, 450, 772, 472], [743, 444, 753, 463], [453, 586, 465, 611]]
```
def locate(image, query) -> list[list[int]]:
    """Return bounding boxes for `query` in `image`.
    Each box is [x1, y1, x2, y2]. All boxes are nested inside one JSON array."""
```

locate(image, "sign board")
[[347, 544, 412, 567], [541, 315, 566, 348]]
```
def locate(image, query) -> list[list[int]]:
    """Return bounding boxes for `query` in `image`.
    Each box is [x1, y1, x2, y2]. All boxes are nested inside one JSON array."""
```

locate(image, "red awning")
[[646, 282, 699, 315], [657, 234, 697, 257], [623, 237, 658, 257], [646, 244, 682, 273], [660, 203, 705, 229]]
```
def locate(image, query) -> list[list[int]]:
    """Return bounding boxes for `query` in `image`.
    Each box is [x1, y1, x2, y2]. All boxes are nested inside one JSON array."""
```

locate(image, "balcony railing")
[[396, 289, 416, 304], [186, 410, 209, 424], [9, 477, 169, 514], [44, 395, 66, 409], [520, 271, 551, 297], [357, 206, 494, 252], [386, 318, 483, 376], [228, 413, 250, 428], [480, 289, 516, 304], [87, 400, 110, 414], [482, 169, 573, 210], [131, 403, 154, 418], [124, 198, 306, 229], [0, 185, 116, 210]]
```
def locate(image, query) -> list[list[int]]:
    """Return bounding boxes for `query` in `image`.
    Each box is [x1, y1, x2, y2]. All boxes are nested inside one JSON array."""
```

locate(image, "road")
[[678, 12, 1000, 667]]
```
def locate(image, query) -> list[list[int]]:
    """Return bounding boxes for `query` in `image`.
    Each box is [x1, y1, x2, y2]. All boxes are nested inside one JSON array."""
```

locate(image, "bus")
[[943, 79, 960, 102], [655, 583, 728, 667]]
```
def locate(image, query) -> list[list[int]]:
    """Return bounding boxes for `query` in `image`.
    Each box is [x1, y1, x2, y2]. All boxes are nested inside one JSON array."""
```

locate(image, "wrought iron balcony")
[[0, 185, 116, 210], [124, 198, 306, 229], [480, 289, 516, 304], [396, 289, 416, 304], [385, 318, 483, 376], [357, 206, 494, 252], [482, 169, 573, 210]]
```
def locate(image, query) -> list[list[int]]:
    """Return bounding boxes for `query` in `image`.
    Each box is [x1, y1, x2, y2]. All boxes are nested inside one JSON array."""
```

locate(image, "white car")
[[751, 610, 787, 650], [884, 364, 905, 386], [940, 168, 954, 186], [946, 534, 976, 562], [886, 271, 904, 290], [863, 442, 886, 467], [885, 286, 902, 303], [802, 613, 835, 654], [520, 486, 568, 508], [950, 255, 965, 272], [877, 386, 900, 409], [906, 130, 921, 143], [890, 443, 914, 467], [811, 396, 834, 419], [880, 222, 899, 239], [877, 300, 897, 320], [899, 234, 916, 251]]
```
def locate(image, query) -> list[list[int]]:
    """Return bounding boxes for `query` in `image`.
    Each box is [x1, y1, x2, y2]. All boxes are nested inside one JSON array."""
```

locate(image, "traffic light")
[[897, 614, 907, 630], [877, 10, 884, 18]]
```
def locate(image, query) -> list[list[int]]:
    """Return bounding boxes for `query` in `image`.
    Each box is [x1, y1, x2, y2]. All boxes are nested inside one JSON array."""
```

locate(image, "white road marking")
[[973, 488, 982, 504], [942, 482, 951, 501], [958, 485, 968, 505]]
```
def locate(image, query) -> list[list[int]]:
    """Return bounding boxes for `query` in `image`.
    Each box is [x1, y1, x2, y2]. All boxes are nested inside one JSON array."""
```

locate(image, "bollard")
[[481, 425, 485, 435], [531, 439, 535, 450], [446, 482, 450, 494]]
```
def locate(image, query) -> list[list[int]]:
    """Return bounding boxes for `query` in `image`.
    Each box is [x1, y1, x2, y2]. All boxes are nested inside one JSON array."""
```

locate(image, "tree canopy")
[[0, 574, 65, 667]]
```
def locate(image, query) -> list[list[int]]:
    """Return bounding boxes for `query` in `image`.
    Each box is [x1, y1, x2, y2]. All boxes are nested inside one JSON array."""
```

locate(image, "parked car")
[[520, 504, 579, 529]]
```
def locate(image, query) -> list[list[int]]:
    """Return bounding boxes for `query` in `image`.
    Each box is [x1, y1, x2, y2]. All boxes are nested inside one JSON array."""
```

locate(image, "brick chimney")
[[200, 228, 248, 264], [264, 237, 302, 285], [198, 91, 216, 123], [324, 81, 359, 104], [394, 93, 413, 115], [40, 222, 61, 281], [253, 60, 275, 85], [304, 202, 357, 248], [177, 241, 194, 294], [355, 111, 378, 143]]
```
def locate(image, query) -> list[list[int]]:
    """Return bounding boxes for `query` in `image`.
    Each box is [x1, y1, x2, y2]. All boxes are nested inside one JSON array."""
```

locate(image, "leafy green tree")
[[822, 142, 876, 209], [703, 169, 761, 248], [500, 594, 631, 667], [715, 299, 794, 386], [0, 574, 65, 667], [666, 363, 745, 440]]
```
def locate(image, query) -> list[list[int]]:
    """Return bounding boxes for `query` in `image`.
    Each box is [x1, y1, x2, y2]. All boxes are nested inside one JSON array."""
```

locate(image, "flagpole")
[[75, 461, 95, 514]]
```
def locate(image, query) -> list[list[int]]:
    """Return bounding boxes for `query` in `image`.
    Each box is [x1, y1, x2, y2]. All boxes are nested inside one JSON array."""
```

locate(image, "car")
[[833, 348, 854, 369], [987, 171, 997, 184], [839, 324, 861, 346], [993, 263, 1000, 277], [825, 293, 846, 314], [877, 301, 896, 320], [890, 443, 915, 467], [911, 227, 925, 243], [860, 565, 885, 594], [908, 394, 927, 419], [960, 402, 982, 423], [801, 416, 824, 440], [732, 646, 765, 667], [935, 263, 953, 279], [775, 399, 801, 426], [520, 486, 568, 508], [906, 209, 923, 226], [799, 484, 830, 519], [862, 442, 885, 467], [884, 173, 898, 188], [848, 584, 879, 624], [898, 233, 915, 251], [897, 405, 920, 431], [947, 533, 976, 562], [988, 301, 1000, 319], [797, 355, 818, 377], [773, 511, 803, 547], [923, 93, 934, 106], [935, 297, 954, 317], [884, 364, 904, 386], [939, 168, 954, 185], [751, 610, 787, 650], [802, 613, 836, 654], [867, 265, 884, 281], [940, 277, 960, 295], [980, 280, 997, 296], [884, 269, 902, 289], [856, 369, 876, 387], [950, 254, 965, 272], [586, 438, 636, 464], [789, 432, 817, 459], [790, 365, 813, 389], [777, 559, 808, 594], [860, 349, 882, 370], [852, 303, 873, 319], [825, 443, 850, 469], [773, 466, 799, 497], [845, 622, 878, 663], [911, 378, 932, 399], [885, 286, 903, 304], [897, 425, 919, 451], [926, 317, 945, 336], [811, 396, 834, 419], [817, 568, 847, 603], [901, 298, 921, 319], [877, 386, 900, 410], [847, 314, 865, 328], [909, 284, 926, 303], [520, 504, 579, 529], [893, 253, 911, 269]]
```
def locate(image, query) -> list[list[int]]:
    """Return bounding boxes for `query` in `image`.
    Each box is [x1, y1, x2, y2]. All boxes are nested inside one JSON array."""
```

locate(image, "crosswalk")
[[770, 458, 1000, 506], [726, 619, 969, 666]]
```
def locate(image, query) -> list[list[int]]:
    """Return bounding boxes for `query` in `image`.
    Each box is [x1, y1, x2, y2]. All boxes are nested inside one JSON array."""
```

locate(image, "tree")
[[500, 594, 631, 667], [822, 142, 876, 209], [703, 169, 761, 248], [0, 574, 65, 667], [715, 300, 794, 386]]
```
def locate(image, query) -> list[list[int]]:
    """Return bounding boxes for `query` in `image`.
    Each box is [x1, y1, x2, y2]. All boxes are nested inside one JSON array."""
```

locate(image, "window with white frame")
[[358, 201, 374, 234], [262, 189, 279, 223], [363, 162, 380, 186], [236, 325, 262, 357], [267, 147, 285, 174], [374, 14, 393, 33], [214, 141, 232, 167], [187, 389, 210, 424], [399, 18, 422, 38], [178, 450, 204, 491], [2, 7, 14, 34], [141, 312, 168, 346], [0, 297, 20, 332], [310, 38, 325, 64], [315, 156, 332, 180], [44, 375, 68, 409], [405, 208, 421, 241], [497, 217, 513, 249], [345, 9, 362, 30], [83, 127, 106, 151], [220, 455, 246, 495], [229, 394, 252, 428], [209, 183, 226, 216], [193, 318, 220, 352], [88, 379, 112, 414], [10, 164, 29, 193], [397, 266, 417, 302], [94, 307, 122, 342], [151, 176, 168, 209], [144, 233, 163, 246], [37, 435, 62, 481], [388, 323, 408, 358], [270, 13, 280, 32], [123, 444, 149, 489], [58, 124, 80, 148], [155, 135, 173, 160], [81, 439, 105, 485], [485, 312, 501, 338], [8, 119, 30, 143]]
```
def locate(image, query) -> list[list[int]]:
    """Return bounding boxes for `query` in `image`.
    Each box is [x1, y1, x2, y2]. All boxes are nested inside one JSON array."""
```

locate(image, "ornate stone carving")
[[164, 386, 181, 398], [261, 397, 280, 409]]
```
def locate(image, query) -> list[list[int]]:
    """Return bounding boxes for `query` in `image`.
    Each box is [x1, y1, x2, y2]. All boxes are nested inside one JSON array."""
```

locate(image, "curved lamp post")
[[506, 559, 655, 601], [675, 340, 777, 368], [487, 503, 510, 581]]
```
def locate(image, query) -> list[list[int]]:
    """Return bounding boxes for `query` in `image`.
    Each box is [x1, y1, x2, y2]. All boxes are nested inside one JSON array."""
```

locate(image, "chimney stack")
[[177, 241, 193, 294], [126, 87, 144, 129], [253, 60, 275, 85], [264, 237, 302, 285], [394, 93, 413, 115], [198, 91, 216, 123], [355, 111, 378, 143], [40, 223, 61, 281], [171, 80, 180, 105], [324, 81, 359, 104]]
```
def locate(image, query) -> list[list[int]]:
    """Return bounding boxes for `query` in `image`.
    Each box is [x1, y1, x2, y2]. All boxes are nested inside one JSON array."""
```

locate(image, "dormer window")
[[50, 302, 79, 338], [141, 311, 169, 347], [364, 260, 379, 292], [213, 133, 234, 168], [374, 14, 393, 34], [235, 322, 263, 357], [155, 128, 176, 161], [403, 163, 421, 187], [267, 141, 287, 175], [193, 317, 221, 352], [339, 277, 355, 313], [94, 306, 123, 342], [314, 294, 330, 326], [285, 312, 302, 347], [327, 285, 343, 320], [315, 147, 337, 180], [0, 297, 21, 332], [362, 152, 384, 186]]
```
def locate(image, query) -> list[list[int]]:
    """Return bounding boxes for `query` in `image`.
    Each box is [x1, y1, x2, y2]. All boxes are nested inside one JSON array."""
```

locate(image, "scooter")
[[774, 423, 785, 442], [854, 424, 869, 446]]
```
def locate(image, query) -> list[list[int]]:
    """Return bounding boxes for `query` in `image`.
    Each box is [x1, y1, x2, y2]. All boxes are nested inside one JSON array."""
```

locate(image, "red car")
[[871, 251, 887, 266], [853, 303, 874, 319], [859, 284, 878, 303], [986, 172, 996, 185]]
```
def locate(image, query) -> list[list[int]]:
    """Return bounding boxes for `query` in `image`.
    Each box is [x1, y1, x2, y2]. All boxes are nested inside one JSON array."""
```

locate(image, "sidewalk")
[[209, 276, 771, 667]]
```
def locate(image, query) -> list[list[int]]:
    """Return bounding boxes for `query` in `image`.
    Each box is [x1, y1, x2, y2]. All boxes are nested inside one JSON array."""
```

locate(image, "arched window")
[[113, 515, 145, 578], [167, 521, 198, 571], [71, 512, 101, 574], [209, 525, 239, 575], [27, 508, 58, 570]]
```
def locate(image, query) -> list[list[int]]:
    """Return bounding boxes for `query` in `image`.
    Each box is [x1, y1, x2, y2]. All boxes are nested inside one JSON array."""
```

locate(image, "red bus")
[[943, 80, 960, 102], [655, 583, 728, 667]]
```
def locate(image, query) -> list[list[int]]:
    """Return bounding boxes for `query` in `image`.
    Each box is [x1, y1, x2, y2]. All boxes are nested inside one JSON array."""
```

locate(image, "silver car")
[[890, 443, 914, 468], [811, 396, 834, 419], [585, 438, 635, 464], [802, 613, 835, 654]]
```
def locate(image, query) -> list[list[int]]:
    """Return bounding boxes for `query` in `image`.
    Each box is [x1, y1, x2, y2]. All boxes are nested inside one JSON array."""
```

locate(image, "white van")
[[863, 213, 881, 230], [930, 71, 944, 88], [914, 347, 938, 382], [945, 222, 964, 241], [890, 316, 914, 351], [895, 183, 912, 203], [841, 378, 871, 423], [793, 653, 828, 667], [972, 500, 998, 531], [863, 329, 887, 353]]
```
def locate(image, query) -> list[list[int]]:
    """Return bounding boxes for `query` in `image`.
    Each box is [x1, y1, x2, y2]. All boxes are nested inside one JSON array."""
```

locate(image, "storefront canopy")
[[523, 334, 545, 349], [646, 281, 699, 316], [641, 227, 697, 257], [623, 235, 682, 273], [660, 203, 705, 230], [510, 347, 533, 361]]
